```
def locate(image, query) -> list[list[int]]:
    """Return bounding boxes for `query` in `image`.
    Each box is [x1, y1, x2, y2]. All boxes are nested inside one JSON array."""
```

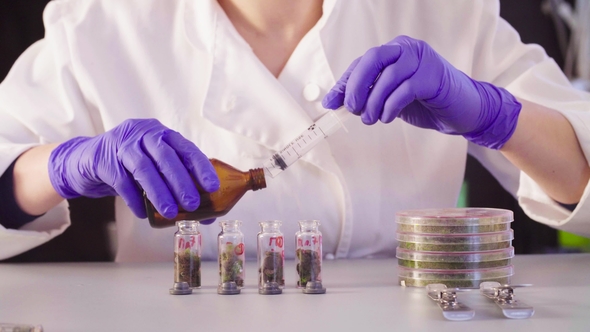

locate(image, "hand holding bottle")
[[48, 118, 220, 219], [322, 35, 521, 149]]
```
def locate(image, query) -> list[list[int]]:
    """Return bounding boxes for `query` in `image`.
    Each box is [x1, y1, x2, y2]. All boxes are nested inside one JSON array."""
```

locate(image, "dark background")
[[0, 0, 573, 261]]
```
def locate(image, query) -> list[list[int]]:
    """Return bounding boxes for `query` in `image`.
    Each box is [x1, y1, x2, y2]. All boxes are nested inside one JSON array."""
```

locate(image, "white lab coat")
[[1, 0, 590, 262]]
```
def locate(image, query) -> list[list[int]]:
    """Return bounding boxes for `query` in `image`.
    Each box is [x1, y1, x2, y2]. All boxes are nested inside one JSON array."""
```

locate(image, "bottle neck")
[[298, 220, 320, 232], [259, 220, 282, 233], [249, 168, 267, 191], [176, 220, 199, 233], [220, 220, 242, 232]]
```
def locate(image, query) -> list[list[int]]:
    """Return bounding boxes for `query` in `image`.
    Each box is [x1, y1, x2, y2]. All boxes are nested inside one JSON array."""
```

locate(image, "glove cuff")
[[463, 84, 521, 150], [48, 137, 91, 199]]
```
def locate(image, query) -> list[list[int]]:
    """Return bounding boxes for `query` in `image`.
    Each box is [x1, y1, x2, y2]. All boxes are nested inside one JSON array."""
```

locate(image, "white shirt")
[[1, 0, 590, 262]]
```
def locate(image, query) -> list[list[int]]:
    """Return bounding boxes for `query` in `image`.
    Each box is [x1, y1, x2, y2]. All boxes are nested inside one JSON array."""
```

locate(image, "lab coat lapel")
[[185, 0, 353, 258], [200, 2, 313, 153]]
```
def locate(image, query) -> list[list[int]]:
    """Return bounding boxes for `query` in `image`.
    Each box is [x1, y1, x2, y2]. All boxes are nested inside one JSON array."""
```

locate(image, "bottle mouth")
[[250, 168, 267, 190], [259, 220, 282, 230], [220, 220, 243, 228], [176, 220, 200, 231], [298, 220, 320, 227]]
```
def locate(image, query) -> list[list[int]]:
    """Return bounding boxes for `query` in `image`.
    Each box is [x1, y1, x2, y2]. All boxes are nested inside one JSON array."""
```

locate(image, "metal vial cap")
[[302, 281, 326, 294], [169, 282, 193, 295], [259, 282, 283, 295], [218, 281, 241, 295]]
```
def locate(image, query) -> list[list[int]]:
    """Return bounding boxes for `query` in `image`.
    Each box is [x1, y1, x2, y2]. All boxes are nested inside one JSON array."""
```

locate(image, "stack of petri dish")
[[396, 208, 514, 288]]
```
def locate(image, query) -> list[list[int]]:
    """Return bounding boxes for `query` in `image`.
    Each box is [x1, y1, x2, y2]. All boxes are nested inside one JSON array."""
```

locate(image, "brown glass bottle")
[[145, 159, 267, 228]]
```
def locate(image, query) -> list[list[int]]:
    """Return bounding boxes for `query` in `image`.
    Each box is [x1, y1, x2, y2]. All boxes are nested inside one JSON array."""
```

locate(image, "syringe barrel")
[[263, 108, 350, 178], [315, 109, 347, 136]]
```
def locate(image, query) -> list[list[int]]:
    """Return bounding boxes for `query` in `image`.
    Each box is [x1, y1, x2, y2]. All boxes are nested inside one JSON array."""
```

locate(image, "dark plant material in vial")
[[296, 249, 321, 287], [259, 251, 284, 286], [175, 249, 201, 287], [219, 243, 244, 287]]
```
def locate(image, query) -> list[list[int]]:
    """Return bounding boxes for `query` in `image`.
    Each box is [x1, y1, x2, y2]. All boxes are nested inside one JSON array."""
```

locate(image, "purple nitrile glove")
[[322, 35, 521, 150], [48, 118, 220, 222]]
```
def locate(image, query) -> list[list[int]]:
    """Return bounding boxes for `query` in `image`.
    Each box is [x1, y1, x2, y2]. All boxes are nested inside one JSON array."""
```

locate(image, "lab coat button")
[[303, 83, 321, 101], [224, 96, 236, 112]]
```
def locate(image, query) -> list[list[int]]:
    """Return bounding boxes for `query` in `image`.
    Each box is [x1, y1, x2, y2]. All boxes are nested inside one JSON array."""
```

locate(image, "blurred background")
[[1, 0, 589, 262]]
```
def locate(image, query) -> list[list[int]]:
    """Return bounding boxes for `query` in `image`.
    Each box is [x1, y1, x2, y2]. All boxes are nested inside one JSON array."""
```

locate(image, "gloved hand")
[[48, 118, 220, 221], [322, 35, 521, 149]]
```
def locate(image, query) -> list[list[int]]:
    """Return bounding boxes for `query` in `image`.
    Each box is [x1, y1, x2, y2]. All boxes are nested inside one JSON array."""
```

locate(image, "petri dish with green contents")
[[396, 247, 514, 269], [396, 208, 513, 234], [396, 230, 513, 252]]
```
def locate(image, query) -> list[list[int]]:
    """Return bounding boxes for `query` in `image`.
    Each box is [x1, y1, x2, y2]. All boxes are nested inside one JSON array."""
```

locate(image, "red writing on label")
[[178, 235, 198, 249], [297, 236, 320, 248], [234, 243, 244, 255], [269, 236, 284, 248]]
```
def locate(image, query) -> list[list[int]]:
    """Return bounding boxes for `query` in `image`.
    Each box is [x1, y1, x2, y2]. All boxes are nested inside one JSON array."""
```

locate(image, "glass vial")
[[145, 159, 267, 228], [257, 220, 285, 295], [296, 220, 326, 294], [173, 220, 201, 289], [217, 220, 245, 295]]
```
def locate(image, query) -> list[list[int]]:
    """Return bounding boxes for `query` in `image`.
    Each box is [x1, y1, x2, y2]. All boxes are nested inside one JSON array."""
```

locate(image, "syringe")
[[263, 107, 351, 178]]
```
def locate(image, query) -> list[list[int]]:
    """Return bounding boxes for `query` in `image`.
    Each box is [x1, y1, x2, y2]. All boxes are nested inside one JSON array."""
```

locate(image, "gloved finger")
[[344, 44, 402, 113], [163, 131, 220, 193], [118, 141, 178, 219], [382, 90, 438, 129], [114, 170, 148, 219], [379, 95, 405, 124], [382, 73, 448, 129], [199, 218, 217, 225], [381, 78, 422, 123], [363, 46, 420, 125], [322, 57, 361, 112], [142, 132, 201, 212]]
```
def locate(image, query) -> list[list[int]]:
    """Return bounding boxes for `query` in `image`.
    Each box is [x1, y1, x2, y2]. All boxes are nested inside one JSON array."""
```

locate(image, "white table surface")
[[1, 253, 589, 332]]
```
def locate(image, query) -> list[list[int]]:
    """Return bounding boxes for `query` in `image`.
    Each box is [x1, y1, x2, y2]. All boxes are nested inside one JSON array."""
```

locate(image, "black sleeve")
[[0, 161, 44, 229], [558, 202, 577, 212]]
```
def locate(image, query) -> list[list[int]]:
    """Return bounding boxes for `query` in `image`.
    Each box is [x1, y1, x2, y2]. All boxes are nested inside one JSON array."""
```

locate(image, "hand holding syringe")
[[263, 107, 351, 178]]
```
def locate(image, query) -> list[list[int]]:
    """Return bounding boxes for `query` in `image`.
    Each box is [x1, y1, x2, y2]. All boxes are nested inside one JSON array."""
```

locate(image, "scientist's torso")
[[34, 0, 515, 261]]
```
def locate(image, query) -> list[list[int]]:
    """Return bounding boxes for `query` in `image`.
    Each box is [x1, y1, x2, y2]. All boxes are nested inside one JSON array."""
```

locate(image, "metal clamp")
[[479, 282, 535, 319], [426, 284, 475, 321]]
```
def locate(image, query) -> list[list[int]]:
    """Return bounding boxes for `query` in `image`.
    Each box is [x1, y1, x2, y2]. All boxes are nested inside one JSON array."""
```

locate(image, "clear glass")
[[173, 220, 201, 288], [262, 108, 351, 178], [295, 220, 323, 288], [146, 159, 267, 228], [257, 220, 285, 290], [218, 220, 245, 288]]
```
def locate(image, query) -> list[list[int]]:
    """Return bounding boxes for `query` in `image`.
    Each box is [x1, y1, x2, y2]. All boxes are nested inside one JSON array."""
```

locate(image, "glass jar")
[[173, 220, 201, 288], [257, 220, 285, 294], [295, 220, 323, 288], [218, 220, 245, 294]]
